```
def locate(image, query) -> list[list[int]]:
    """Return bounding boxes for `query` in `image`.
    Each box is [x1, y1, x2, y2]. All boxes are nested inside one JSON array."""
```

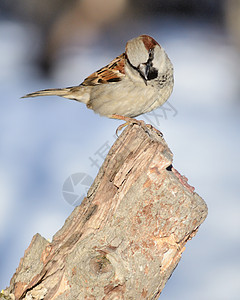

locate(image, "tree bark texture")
[[3, 124, 208, 300]]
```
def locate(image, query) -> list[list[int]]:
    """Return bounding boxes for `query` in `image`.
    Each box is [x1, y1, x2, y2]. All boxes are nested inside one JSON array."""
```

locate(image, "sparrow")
[[22, 35, 174, 132]]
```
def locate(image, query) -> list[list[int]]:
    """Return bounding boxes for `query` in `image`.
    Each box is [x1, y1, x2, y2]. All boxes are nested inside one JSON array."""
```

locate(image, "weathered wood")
[[3, 124, 207, 300]]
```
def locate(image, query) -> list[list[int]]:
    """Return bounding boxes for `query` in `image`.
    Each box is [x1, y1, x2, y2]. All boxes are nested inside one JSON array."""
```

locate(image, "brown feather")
[[81, 54, 125, 86], [140, 35, 159, 51]]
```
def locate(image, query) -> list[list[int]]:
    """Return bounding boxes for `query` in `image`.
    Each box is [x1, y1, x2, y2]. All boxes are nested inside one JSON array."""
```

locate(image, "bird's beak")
[[138, 63, 149, 82]]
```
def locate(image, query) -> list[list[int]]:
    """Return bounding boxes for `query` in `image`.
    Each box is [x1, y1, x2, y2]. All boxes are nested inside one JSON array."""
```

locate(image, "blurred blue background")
[[1, 0, 240, 298]]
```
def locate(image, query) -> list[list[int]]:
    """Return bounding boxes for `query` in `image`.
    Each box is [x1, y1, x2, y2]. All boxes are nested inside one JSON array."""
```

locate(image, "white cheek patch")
[[153, 46, 167, 71], [126, 39, 149, 67]]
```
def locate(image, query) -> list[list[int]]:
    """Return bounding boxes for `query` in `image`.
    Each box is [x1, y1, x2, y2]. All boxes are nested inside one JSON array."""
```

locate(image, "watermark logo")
[[62, 173, 93, 206], [143, 102, 178, 127]]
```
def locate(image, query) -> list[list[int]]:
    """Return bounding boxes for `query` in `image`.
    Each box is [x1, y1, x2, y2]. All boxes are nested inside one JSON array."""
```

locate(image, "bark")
[[2, 124, 208, 300]]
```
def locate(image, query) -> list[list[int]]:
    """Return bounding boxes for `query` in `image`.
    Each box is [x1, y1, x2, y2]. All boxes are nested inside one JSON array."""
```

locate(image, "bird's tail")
[[21, 86, 89, 103]]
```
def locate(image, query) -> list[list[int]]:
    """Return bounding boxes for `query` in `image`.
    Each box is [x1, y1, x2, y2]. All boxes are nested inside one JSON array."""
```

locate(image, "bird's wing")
[[81, 53, 126, 86]]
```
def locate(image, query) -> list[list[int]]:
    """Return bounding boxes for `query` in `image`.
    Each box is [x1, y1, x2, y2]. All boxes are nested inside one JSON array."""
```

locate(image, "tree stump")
[[2, 124, 208, 300]]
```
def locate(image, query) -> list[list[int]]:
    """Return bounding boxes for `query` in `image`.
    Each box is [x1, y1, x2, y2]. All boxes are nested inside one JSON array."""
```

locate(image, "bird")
[[22, 35, 174, 133]]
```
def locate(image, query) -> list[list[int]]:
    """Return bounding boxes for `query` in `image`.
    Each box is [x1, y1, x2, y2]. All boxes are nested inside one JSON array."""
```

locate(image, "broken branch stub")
[[5, 124, 207, 300]]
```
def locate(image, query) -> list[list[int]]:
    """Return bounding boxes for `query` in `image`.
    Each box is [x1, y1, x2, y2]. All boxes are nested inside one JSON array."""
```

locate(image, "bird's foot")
[[144, 123, 163, 137], [110, 114, 141, 136], [110, 114, 163, 137]]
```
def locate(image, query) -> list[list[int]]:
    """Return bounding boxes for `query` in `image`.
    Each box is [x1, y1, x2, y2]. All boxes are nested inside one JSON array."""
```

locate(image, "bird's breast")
[[88, 77, 172, 118]]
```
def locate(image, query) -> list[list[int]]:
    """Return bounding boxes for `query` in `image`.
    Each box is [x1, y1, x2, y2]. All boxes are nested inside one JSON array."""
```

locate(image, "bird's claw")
[[111, 114, 163, 137]]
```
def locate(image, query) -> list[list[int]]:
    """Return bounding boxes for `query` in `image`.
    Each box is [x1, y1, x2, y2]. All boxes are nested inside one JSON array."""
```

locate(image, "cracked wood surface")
[[4, 124, 208, 300]]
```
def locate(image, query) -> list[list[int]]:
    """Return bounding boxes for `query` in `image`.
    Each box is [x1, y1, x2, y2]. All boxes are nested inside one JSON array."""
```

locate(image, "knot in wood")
[[89, 254, 112, 275]]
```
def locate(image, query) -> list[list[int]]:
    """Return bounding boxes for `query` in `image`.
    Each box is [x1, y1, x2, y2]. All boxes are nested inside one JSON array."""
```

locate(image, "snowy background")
[[1, 1, 240, 299]]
